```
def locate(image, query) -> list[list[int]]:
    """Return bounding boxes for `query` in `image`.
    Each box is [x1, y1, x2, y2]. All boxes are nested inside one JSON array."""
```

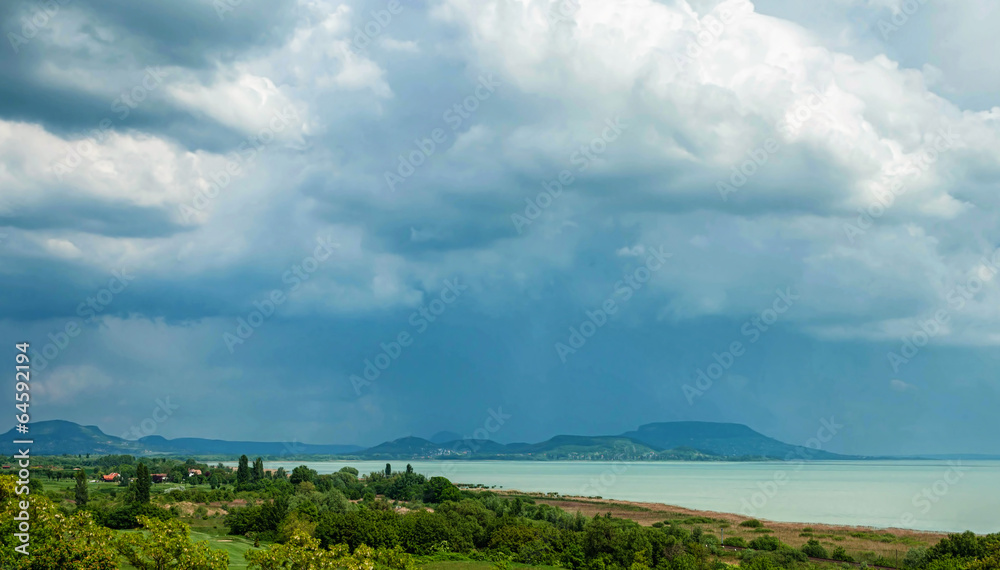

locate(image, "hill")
[[0, 421, 361, 457], [504, 435, 659, 459], [360, 437, 442, 458], [3, 419, 857, 460], [620, 421, 850, 459]]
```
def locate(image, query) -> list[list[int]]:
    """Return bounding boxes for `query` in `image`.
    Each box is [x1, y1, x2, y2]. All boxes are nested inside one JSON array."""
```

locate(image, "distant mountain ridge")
[[0, 420, 361, 457], [621, 421, 846, 460], [2, 419, 859, 460]]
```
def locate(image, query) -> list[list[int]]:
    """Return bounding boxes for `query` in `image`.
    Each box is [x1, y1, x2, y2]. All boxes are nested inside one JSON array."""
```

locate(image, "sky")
[[2, 0, 999, 456]]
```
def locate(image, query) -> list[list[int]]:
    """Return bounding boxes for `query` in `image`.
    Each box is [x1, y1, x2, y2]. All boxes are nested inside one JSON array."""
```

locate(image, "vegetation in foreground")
[[1, 455, 997, 569]]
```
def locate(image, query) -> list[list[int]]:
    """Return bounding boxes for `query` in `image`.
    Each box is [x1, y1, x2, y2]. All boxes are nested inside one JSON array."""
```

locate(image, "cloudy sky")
[[2, 0, 999, 455]]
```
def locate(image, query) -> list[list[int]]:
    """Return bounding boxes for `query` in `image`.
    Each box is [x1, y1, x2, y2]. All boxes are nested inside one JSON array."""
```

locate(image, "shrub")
[[723, 537, 747, 548], [903, 547, 929, 568], [831, 546, 855, 562], [774, 547, 807, 564], [740, 519, 764, 528], [740, 551, 780, 570], [748, 535, 782, 551], [652, 522, 664, 528], [801, 539, 829, 559], [99, 502, 174, 529]]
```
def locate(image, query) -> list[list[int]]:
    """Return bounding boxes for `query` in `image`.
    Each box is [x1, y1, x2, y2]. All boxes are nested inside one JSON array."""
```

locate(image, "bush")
[[740, 519, 764, 528], [774, 547, 807, 564], [99, 502, 174, 529], [801, 539, 829, 559], [748, 535, 782, 551], [741, 551, 780, 570], [723, 537, 747, 548], [903, 547, 929, 568], [831, 546, 855, 562]]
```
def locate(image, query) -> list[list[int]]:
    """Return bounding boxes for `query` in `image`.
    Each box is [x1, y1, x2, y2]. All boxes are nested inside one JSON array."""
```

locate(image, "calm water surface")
[[238, 460, 999, 534]]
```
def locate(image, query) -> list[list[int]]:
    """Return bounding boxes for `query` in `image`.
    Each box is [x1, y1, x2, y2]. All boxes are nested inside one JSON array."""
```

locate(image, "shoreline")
[[475, 488, 954, 542]]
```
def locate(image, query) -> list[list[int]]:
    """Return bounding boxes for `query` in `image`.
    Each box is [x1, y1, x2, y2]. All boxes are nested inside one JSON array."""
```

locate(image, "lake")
[[230, 459, 1000, 534]]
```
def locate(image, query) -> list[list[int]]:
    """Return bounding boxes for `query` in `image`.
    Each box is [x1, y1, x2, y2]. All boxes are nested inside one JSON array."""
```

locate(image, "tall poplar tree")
[[74, 468, 88, 507], [252, 457, 265, 482], [237, 454, 250, 490], [134, 462, 151, 504]]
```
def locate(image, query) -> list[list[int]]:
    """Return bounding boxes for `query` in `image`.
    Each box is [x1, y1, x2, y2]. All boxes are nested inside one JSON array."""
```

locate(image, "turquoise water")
[[236, 459, 1000, 534]]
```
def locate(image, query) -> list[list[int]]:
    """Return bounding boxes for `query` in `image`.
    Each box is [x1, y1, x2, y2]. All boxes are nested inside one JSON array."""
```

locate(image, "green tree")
[[74, 468, 88, 507], [237, 455, 251, 490], [0, 475, 117, 569], [406, 464, 414, 474], [247, 535, 414, 570], [252, 457, 265, 483], [424, 476, 461, 503], [134, 462, 151, 504], [115, 515, 228, 570], [386, 463, 392, 477], [290, 465, 317, 485]]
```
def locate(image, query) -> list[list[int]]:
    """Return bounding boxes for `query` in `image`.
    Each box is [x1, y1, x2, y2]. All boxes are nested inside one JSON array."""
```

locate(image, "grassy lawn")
[[190, 529, 260, 570], [113, 524, 263, 570]]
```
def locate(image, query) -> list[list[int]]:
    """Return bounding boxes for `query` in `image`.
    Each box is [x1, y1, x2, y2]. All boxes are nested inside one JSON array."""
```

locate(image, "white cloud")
[[35, 365, 115, 403]]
